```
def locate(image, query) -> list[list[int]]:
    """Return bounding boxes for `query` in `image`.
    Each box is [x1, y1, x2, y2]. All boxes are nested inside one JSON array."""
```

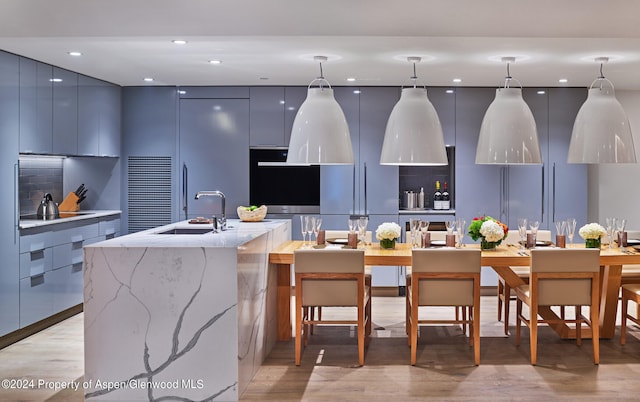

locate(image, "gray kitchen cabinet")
[[78, 75, 122, 156], [429, 87, 456, 146], [250, 87, 285, 147], [320, 87, 361, 215], [179, 98, 250, 220], [0, 51, 20, 336], [52, 67, 78, 155], [547, 88, 588, 226], [19, 58, 53, 154], [19, 274, 54, 327], [284, 87, 307, 146]]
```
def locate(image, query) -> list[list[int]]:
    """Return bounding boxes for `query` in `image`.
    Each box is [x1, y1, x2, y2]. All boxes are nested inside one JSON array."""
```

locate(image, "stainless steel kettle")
[[36, 193, 60, 219]]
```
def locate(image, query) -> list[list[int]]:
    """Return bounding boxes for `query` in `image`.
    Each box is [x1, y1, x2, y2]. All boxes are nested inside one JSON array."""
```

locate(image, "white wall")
[[589, 90, 640, 228]]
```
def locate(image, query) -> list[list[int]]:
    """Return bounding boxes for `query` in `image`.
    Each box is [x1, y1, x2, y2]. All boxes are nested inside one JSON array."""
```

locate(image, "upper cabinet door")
[[283, 87, 306, 146], [249, 87, 285, 147], [78, 75, 121, 156], [19, 58, 53, 154], [52, 67, 78, 155], [99, 82, 121, 157]]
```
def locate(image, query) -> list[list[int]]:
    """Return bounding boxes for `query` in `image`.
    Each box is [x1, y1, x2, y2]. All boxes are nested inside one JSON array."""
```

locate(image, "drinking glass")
[[529, 220, 540, 245], [348, 217, 358, 233], [445, 220, 456, 235], [358, 216, 369, 246], [300, 215, 309, 247], [419, 221, 430, 248], [554, 220, 566, 237], [518, 218, 528, 250], [605, 217, 616, 249], [616, 218, 627, 246], [410, 218, 422, 248], [456, 219, 467, 248], [313, 216, 322, 242], [566, 218, 577, 245]]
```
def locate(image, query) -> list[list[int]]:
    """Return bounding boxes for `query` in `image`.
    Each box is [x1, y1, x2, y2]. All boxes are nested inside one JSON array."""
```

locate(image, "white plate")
[[626, 239, 640, 246], [430, 240, 446, 246], [326, 238, 349, 245]]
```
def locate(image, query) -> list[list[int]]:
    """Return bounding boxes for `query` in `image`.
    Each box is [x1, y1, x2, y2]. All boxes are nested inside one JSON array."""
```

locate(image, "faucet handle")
[[212, 215, 219, 233]]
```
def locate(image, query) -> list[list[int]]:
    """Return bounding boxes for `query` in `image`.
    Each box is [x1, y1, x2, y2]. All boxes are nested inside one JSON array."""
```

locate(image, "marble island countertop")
[[88, 218, 286, 248], [19, 210, 121, 229]]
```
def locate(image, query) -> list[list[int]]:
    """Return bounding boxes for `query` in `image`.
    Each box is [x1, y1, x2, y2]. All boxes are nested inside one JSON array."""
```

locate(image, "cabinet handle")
[[352, 165, 356, 213], [183, 163, 188, 219], [552, 163, 556, 223], [363, 162, 367, 215], [71, 235, 84, 243]]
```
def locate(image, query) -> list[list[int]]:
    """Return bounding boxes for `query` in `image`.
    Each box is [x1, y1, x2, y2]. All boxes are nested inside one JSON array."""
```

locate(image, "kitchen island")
[[83, 219, 290, 401]]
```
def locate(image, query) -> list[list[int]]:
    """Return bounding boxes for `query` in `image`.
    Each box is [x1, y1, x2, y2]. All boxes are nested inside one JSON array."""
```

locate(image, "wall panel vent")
[[128, 156, 172, 233]]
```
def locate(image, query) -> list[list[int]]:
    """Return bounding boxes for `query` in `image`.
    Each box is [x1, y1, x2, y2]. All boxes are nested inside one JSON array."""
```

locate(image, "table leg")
[[599, 264, 622, 339], [277, 263, 292, 341]]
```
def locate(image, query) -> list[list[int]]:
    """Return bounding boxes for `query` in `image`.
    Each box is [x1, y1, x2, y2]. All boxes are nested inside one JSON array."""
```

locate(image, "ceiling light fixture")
[[286, 56, 354, 165], [172, 40, 187, 45], [68, 51, 82, 57], [143, 77, 154, 82], [475, 57, 542, 164], [452, 78, 462, 83], [567, 57, 636, 163], [346, 77, 356, 82], [558, 78, 568, 83], [380, 56, 447, 165], [208, 60, 222, 65]]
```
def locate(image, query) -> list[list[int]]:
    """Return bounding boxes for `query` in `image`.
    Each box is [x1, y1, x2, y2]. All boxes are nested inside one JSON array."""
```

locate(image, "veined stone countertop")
[[87, 218, 285, 248]]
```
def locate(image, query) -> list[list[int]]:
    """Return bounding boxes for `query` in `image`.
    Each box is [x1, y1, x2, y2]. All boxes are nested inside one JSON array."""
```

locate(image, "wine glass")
[[555, 220, 566, 236], [420, 221, 430, 248], [518, 218, 528, 250], [300, 215, 309, 247], [410, 218, 421, 248], [358, 216, 369, 246], [605, 217, 616, 249], [529, 220, 540, 245], [566, 218, 577, 245], [313, 216, 322, 243], [456, 219, 467, 248], [445, 220, 456, 235], [616, 218, 627, 246]]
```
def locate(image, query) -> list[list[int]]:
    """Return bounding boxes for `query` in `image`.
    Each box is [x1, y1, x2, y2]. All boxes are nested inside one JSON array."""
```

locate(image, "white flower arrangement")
[[479, 220, 505, 242], [376, 222, 402, 241], [579, 223, 605, 240]]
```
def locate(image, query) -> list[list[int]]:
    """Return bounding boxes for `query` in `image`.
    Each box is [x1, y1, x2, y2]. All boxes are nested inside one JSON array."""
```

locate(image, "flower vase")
[[585, 238, 601, 249], [481, 239, 499, 251], [380, 238, 396, 250]]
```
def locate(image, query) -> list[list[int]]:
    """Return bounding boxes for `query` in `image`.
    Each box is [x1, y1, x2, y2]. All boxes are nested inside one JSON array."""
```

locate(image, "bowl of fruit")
[[237, 205, 268, 222]]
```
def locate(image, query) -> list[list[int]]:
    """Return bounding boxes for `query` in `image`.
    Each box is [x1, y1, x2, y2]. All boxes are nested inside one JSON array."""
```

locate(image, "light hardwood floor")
[[2, 296, 640, 401]]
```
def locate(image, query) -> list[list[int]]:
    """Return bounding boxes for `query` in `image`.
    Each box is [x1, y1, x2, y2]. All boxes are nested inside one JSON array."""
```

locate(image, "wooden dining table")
[[269, 240, 640, 341]]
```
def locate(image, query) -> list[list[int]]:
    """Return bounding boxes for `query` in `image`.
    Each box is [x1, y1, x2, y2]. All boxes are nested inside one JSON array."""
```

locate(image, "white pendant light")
[[380, 57, 447, 165], [568, 57, 636, 164], [286, 56, 354, 165], [475, 57, 542, 165]]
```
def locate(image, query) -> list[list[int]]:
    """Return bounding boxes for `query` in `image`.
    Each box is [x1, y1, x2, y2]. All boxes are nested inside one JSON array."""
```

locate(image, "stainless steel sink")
[[156, 228, 213, 235]]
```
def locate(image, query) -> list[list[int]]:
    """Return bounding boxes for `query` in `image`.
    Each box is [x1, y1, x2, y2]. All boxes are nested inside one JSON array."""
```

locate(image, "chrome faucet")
[[195, 191, 226, 231]]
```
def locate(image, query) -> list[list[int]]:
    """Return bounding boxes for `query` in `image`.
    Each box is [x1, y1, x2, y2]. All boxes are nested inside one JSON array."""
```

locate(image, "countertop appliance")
[[36, 193, 60, 219], [250, 148, 320, 214]]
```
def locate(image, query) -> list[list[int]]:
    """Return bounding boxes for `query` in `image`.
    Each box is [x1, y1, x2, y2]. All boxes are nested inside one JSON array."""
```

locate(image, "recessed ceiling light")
[[279, 100, 285, 105], [68, 51, 82, 57], [172, 40, 187, 45], [537, 90, 546, 95], [446, 89, 454, 94], [260, 77, 269, 80], [143, 77, 154, 82], [452, 78, 462, 83], [346, 77, 356, 82], [353, 90, 361, 94], [49, 78, 63, 83], [177, 90, 186, 95], [209, 60, 222, 65], [558, 78, 568, 83], [287, 107, 295, 111]]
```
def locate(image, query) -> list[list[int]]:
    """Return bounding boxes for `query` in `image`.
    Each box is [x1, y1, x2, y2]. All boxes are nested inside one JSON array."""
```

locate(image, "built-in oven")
[[249, 148, 320, 214]]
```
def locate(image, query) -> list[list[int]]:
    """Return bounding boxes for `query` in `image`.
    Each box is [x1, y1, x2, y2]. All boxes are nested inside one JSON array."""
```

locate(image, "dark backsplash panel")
[[398, 146, 455, 210], [19, 156, 64, 216]]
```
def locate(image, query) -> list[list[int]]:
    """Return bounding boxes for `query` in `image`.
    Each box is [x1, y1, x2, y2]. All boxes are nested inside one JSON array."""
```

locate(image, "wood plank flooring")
[[2, 296, 640, 401]]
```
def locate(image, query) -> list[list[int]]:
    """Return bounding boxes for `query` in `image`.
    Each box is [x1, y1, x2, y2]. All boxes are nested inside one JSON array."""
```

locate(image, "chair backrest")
[[325, 230, 372, 244], [530, 248, 600, 306], [627, 230, 640, 240], [411, 248, 481, 306], [427, 230, 447, 241], [294, 249, 365, 307]]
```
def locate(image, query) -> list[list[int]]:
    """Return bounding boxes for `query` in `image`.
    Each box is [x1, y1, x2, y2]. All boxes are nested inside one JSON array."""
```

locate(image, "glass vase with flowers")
[[468, 216, 508, 250]]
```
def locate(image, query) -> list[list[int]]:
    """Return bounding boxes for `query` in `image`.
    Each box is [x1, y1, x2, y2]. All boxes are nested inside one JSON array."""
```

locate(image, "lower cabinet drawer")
[[19, 248, 53, 279], [52, 240, 85, 270], [19, 273, 54, 328], [50, 264, 84, 312]]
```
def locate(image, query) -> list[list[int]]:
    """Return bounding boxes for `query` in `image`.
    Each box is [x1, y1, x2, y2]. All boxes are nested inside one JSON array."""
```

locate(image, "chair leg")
[[515, 299, 522, 346], [575, 305, 582, 347], [358, 302, 365, 366], [467, 306, 473, 347], [462, 307, 467, 335], [621, 294, 628, 345], [498, 280, 504, 322], [473, 303, 480, 365], [503, 282, 511, 335], [309, 307, 315, 335], [410, 297, 419, 365], [295, 297, 303, 366], [591, 297, 600, 365], [530, 305, 538, 366]]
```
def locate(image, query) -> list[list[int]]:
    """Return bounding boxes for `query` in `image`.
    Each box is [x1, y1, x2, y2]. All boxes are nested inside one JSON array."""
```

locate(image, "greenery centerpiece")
[[468, 216, 508, 250], [376, 222, 402, 249], [579, 223, 605, 248]]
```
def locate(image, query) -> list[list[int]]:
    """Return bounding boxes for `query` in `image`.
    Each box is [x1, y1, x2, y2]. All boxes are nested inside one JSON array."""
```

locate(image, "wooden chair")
[[497, 229, 552, 335], [621, 283, 640, 345], [406, 248, 482, 365], [514, 248, 600, 365], [294, 248, 371, 366]]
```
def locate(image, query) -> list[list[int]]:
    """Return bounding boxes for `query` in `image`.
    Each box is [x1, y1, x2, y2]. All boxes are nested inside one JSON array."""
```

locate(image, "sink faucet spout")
[[194, 191, 226, 231]]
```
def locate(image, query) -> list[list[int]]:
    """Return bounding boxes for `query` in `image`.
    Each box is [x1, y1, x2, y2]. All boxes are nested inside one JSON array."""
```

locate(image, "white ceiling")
[[1, 0, 640, 89]]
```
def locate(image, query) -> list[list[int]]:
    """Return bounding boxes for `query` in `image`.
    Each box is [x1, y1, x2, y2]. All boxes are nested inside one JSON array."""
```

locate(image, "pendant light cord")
[[411, 61, 418, 88], [504, 62, 513, 88]]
